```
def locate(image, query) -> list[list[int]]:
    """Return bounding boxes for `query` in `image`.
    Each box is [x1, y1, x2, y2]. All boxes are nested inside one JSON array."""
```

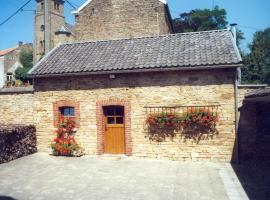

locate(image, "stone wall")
[[75, 0, 173, 42], [33, 69, 237, 161], [0, 92, 34, 125]]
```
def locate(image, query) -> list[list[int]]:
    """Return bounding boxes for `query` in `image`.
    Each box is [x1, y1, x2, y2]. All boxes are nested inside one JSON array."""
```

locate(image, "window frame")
[[53, 100, 80, 128]]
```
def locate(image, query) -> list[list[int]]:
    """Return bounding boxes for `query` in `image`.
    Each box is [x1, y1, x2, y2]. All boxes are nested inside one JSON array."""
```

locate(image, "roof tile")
[[30, 29, 242, 77]]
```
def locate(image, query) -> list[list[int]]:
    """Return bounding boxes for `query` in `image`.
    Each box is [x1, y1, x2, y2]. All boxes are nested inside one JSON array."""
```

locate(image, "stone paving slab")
[[0, 153, 248, 200]]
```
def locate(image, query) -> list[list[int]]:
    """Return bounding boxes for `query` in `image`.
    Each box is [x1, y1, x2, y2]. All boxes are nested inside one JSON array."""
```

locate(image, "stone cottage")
[[27, 29, 242, 161]]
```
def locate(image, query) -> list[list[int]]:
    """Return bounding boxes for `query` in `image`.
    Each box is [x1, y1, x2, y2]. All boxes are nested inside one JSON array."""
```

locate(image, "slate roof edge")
[[29, 64, 242, 78], [28, 44, 61, 76]]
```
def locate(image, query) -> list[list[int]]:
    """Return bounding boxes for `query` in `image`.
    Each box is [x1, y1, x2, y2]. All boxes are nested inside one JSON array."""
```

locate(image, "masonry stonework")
[[75, 0, 173, 42], [0, 93, 34, 125], [32, 69, 237, 161]]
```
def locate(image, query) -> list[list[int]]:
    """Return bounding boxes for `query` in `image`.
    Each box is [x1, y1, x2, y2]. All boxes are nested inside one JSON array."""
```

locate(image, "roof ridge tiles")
[[60, 29, 230, 46]]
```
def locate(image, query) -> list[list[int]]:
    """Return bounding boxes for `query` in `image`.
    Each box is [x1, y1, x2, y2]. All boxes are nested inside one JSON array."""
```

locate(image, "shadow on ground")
[[232, 161, 270, 200]]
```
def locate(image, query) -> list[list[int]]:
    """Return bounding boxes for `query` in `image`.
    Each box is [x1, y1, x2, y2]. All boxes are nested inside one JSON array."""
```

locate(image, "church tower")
[[34, 0, 65, 63]]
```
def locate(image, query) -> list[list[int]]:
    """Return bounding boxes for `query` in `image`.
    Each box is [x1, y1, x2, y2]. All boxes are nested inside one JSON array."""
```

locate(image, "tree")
[[173, 6, 228, 33], [173, 6, 244, 48], [242, 28, 270, 84], [15, 49, 33, 82]]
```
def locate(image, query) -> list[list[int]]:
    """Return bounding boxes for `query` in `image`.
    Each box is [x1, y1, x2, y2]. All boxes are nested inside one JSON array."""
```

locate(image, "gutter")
[[28, 64, 243, 79]]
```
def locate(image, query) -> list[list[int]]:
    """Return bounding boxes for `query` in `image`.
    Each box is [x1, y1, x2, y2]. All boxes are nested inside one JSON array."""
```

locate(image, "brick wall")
[[75, 0, 173, 42], [33, 69, 237, 161]]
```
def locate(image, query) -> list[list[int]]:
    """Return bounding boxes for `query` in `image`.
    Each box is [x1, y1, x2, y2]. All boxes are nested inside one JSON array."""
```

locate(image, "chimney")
[[230, 23, 237, 45], [18, 41, 23, 46]]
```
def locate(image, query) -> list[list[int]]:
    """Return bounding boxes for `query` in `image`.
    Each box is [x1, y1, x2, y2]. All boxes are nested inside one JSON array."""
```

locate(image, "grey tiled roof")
[[29, 29, 242, 77]]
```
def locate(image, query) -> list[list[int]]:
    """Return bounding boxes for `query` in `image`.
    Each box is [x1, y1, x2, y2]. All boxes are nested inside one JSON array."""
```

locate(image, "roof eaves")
[[30, 63, 242, 78]]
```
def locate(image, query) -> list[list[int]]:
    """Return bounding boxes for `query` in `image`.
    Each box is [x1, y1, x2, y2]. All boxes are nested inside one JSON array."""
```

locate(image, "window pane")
[[107, 117, 115, 124], [115, 107, 124, 116], [69, 107, 75, 116], [60, 107, 75, 117], [116, 117, 123, 124], [106, 107, 114, 116]]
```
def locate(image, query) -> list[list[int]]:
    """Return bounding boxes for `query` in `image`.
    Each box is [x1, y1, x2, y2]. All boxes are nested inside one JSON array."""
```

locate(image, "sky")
[[0, 0, 269, 51]]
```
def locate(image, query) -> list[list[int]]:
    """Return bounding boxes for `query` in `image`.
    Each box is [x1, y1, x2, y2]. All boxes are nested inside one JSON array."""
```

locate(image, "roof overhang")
[[28, 63, 242, 78], [72, 0, 167, 14]]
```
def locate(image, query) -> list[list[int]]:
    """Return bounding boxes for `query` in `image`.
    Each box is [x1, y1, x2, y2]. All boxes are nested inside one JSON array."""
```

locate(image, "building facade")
[[33, 0, 173, 63], [34, 0, 75, 62], [0, 43, 32, 88], [73, 0, 173, 41]]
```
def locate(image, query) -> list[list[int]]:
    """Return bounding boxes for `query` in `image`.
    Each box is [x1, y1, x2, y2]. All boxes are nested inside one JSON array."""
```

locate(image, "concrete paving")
[[0, 153, 248, 200]]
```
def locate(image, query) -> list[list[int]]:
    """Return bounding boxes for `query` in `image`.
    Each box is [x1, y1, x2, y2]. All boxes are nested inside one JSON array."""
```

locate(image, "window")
[[53, 100, 80, 128], [40, 25, 45, 32], [6, 73, 13, 81], [103, 106, 124, 124], [41, 2, 44, 10], [60, 107, 75, 117], [54, 2, 60, 10]]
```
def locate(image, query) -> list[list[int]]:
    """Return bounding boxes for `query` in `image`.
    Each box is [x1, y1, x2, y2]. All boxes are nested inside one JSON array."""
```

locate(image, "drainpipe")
[[234, 67, 240, 164], [231, 23, 240, 163], [230, 23, 242, 85]]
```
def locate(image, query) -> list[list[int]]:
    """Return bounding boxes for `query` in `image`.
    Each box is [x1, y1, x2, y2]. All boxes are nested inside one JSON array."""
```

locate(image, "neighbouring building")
[[0, 42, 32, 88], [73, 0, 173, 41], [33, 0, 173, 63], [34, 0, 75, 62]]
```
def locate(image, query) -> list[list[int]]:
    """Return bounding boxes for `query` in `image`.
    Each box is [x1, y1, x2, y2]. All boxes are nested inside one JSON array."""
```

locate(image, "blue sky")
[[0, 0, 269, 51]]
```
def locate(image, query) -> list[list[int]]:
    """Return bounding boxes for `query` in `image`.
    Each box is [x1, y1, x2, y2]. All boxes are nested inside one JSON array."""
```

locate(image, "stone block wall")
[[75, 0, 173, 42], [33, 69, 237, 161], [0, 92, 34, 125]]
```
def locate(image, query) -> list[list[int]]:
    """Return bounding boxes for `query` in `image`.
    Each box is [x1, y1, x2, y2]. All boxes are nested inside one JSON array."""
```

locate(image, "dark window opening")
[[103, 106, 124, 125], [60, 107, 75, 117], [40, 25, 44, 32], [54, 2, 60, 10]]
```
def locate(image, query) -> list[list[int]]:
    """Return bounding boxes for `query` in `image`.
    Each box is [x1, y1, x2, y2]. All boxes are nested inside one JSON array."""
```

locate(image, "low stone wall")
[[0, 124, 37, 164], [0, 87, 34, 125]]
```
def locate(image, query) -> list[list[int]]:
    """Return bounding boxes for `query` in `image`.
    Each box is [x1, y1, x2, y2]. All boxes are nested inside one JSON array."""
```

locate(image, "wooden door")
[[104, 106, 125, 154]]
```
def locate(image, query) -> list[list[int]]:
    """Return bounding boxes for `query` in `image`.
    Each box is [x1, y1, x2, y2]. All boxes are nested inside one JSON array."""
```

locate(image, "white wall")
[[0, 56, 4, 88]]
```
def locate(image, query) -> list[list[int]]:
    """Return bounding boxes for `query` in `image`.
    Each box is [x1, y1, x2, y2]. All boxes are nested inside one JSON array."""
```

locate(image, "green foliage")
[[242, 28, 270, 84], [173, 6, 228, 33], [15, 49, 33, 82], [173, 6, 244, 48], [15, 67, 31, 82]]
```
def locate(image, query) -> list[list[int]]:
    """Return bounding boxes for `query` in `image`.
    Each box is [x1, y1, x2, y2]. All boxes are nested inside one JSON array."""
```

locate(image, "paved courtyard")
[[0, 153, 248, 200]]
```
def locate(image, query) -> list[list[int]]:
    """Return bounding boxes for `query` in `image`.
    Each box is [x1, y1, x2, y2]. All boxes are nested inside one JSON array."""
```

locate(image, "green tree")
[[173, 6, 244, 47], [242, 28, 270, 84], [15, 49, 33, 82], [173, 6, 227, 33]]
